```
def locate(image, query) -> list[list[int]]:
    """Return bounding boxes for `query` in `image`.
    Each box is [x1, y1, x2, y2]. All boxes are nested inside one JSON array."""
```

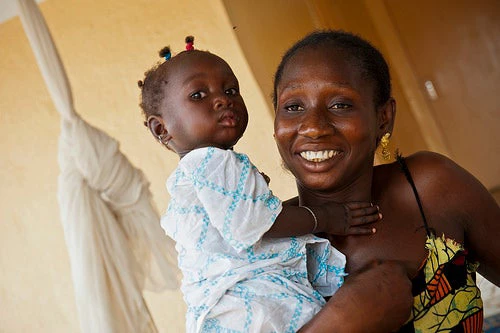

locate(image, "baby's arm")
[[264, 202, 380, 238]]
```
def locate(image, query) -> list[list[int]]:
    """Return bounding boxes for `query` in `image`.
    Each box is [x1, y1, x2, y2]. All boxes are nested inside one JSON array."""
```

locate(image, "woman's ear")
[[377, 98, 396, 136]]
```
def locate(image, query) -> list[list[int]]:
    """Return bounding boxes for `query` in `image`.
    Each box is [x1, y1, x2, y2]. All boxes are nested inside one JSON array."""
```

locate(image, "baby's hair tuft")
[[185, 36, 195, 51], [159, 46, 171, 60], [138, 36, 207, 125]]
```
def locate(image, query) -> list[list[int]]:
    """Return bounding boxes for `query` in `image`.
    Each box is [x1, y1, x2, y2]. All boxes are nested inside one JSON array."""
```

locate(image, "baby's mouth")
[[299, 150, 341, 163], [219, 111, 237, 126]]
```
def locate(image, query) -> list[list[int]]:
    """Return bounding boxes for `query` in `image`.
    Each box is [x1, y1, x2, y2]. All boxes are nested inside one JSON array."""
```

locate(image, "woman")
[[273, 30, 500, 332]]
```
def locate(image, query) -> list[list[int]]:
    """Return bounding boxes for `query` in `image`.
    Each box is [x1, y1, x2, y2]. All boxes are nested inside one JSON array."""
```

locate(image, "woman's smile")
[[299, 149, 342, 162], [294, 147, 345, 177]]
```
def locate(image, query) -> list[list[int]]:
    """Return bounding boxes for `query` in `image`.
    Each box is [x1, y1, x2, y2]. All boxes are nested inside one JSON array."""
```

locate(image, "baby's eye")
[[330, 103, 351, 110], [285, 105, 304, 112], [225, 88, 239, 96], [190, 91, 206, 100]]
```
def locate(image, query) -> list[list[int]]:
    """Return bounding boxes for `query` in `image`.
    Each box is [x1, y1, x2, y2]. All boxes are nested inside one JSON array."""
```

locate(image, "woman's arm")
[[299, 260, 413, 333], [409, 151, 500, 286], [460, 174, 500, 286]]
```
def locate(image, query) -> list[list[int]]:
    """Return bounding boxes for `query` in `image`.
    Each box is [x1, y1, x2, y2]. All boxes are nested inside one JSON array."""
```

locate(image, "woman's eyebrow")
[[280, 81, 353, 92]]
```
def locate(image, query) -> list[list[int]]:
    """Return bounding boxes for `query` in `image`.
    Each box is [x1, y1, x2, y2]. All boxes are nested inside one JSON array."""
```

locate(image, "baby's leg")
[[202, 292, 277, 332], [202, 279, 323, 332]]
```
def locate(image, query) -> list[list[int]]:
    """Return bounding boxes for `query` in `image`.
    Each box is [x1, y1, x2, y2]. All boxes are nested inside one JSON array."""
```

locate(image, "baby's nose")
[[214, 94, 233, 109]]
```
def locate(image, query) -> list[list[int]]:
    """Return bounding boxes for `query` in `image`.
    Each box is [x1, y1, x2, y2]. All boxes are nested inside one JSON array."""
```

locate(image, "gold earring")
[[380, 132, 391, 161], [157, 133, 170, 148]]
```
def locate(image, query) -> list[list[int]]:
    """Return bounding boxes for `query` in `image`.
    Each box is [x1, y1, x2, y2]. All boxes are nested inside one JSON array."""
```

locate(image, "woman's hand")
[[298, 260, 413, 333]]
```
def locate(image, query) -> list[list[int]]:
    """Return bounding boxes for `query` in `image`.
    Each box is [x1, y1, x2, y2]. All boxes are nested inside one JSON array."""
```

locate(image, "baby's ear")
[[377, 98, 396, 135], [147, 115, 166, 138], [146, 115, 176, 152]]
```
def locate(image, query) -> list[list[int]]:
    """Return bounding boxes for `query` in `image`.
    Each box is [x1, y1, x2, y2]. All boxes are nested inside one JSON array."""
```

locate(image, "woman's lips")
[[299, 150, 341, 163]]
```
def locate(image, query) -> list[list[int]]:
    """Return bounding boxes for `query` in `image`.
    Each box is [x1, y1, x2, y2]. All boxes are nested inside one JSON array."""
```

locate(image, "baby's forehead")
[[168, 52, 236, 80], [174, 51, 227, 67]]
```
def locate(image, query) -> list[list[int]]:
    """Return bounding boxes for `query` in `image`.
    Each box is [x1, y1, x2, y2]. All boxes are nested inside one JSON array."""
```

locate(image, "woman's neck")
[[297, 170, 374, 206]]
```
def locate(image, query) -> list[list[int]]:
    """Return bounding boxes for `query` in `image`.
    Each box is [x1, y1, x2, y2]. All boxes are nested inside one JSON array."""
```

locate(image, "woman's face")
[[274, 47, 381, 193]]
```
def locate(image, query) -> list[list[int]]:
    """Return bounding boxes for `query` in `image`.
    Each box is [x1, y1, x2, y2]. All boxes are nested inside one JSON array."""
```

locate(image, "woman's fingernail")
[[372, 228, 377, 233], [378, 213, 383, 219]]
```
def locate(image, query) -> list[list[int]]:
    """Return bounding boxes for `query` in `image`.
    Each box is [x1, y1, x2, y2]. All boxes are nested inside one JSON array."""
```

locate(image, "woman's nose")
[[297, 109, 334, 139], [214, 93, 233, 110]]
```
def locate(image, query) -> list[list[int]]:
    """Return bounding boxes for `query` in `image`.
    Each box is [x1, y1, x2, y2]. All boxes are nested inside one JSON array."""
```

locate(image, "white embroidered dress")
[[161, 147, 346, 333]]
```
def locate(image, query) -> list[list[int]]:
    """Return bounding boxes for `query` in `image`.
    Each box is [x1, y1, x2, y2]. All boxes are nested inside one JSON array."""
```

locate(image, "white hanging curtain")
[[16, 0, 180, 332]]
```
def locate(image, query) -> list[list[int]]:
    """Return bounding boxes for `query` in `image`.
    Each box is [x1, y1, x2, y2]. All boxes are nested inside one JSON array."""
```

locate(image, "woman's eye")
[[225, 88, 239, 96], [330, 103, 351, 110], [190, 91, 206, 100], [285, 105, 304, 112]]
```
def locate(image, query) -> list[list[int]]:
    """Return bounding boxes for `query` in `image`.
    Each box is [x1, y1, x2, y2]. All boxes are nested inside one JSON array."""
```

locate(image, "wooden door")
[[384, 0, 500, 189]]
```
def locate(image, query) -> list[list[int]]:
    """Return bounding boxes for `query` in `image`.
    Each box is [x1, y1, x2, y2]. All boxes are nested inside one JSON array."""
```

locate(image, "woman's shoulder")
[[374, 152, 470, 236], [402, 150, 457, 168], [375, 150, 453, 180], [398, 151, 482, 188], [377, 150, 490, 209], [399, 151, 463, 181], [375, 150, 463, 180]]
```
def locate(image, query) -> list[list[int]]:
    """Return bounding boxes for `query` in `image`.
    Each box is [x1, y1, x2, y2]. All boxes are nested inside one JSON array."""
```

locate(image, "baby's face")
[[160, 52, 248, 157]]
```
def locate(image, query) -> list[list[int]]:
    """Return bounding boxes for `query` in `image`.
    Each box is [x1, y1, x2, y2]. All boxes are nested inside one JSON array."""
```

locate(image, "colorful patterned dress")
[[162, 147, 346, 333], [397, 155, 483, 332]]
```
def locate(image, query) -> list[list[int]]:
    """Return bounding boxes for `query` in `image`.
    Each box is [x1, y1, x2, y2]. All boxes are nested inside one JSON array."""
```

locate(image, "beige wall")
[[0, 0, 296, 331]]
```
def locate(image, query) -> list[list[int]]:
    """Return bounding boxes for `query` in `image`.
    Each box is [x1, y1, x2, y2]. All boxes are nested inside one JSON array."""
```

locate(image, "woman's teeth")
[[300, 150, 339, 162]]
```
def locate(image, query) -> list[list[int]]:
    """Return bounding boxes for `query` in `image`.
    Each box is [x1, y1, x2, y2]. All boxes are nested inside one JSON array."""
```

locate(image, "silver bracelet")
[[300, 205, 318, 233]]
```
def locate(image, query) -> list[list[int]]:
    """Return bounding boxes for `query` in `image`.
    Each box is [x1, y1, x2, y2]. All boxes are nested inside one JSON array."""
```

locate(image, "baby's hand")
[[260, 172, 270, 185], [327, 202, 381, 236]]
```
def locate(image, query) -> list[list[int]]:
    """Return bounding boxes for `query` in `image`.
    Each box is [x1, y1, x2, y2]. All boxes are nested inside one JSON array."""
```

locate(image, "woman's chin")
[[297, 173, 341, 192], [293, 157, 343, 185]]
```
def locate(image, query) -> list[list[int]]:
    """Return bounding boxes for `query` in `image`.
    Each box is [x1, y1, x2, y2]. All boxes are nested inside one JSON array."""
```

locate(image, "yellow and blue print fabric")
[[399, 235, 483, 332]]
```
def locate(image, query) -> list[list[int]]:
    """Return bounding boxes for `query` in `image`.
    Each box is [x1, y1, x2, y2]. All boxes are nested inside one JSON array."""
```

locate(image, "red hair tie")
[[185, 36, 194, 51]]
